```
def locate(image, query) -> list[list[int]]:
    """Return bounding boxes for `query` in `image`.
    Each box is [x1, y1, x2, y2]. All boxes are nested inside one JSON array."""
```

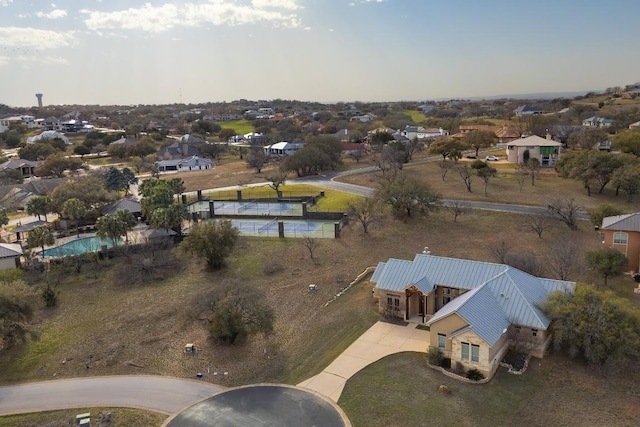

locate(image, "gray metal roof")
[[601, 213, 640, 232], [0, 243, 23, 258], [105, 199, 141, 216], [376, 254, 575, 342], [507, 135, 562, 147]]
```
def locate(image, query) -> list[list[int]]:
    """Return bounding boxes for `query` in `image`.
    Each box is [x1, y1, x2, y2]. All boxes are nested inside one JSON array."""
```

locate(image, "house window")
[[461, 342, 470, 360], [515, 326, 521, 334], [445, 288, 451, 295], [443, 296, 451, 305], [532, 329, 538, 337], [471, 344, 480, 362], [613, 232, 628, 245], [438, 334, 446, 349]]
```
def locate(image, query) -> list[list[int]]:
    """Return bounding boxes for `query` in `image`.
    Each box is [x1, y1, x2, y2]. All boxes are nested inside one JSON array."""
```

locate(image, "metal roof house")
[[371, 254, 574, 378], [156, 155, 213, 173], [505, 135, 563, 167], [0, 243, 23, 270], [601, 213, 640, 272]]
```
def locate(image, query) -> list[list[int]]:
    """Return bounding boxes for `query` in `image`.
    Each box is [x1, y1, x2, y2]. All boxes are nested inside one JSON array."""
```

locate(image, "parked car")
[[485, 155, 499, 161]]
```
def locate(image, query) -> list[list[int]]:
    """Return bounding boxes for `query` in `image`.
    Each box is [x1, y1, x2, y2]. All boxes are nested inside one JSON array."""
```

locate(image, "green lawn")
[[220, 120, 254, 135], [339, 352, 640, 427], [203, 184, 362, 212], [0, 408, 166, 427], [403, 110, 426, 124]]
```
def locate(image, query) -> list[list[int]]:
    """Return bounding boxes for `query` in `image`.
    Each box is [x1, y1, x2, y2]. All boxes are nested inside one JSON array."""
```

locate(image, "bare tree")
[[490, 241, 510, 264], [265, 169, 288, 198], [456, 164, 473, 192], [521, 158, 541, 186], [348, 196, 382, 234], [348, 147, 367, 163], [476, 165, 497, 197], [515, 168, 528, 192], [547, 196, 583, 230], [505, 252, 543, 276], [302, 235, 320, 260], [524, 211, 554, 238], [545, 240, 580, 280], [444, 200, 468, 222], [438, 160, 454, 181]]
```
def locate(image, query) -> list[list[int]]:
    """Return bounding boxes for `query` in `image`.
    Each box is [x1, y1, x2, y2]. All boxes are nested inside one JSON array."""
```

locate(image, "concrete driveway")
[[0, 376, 223, 416], [297, 321, 429, 402]]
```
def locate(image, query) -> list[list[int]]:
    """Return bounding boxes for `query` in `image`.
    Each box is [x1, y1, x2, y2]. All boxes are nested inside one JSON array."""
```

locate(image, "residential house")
[[0, 159, 41, 178], [494, 125, 521, 144], [401, 125, 449, 140], [601, 213, 640, 272], [42, 117, 62, 131], [417, 103, 436, 113], [371, 254, 574, 378], [0, 243, 23, 270], [156, 155, 213, 173], [104, 198, 142, 217], [179, 134, 205, 144], [27, 130, 70, 145], [263, 142, 304, 157], [157, 141, 201, 160], [513, 105, 543, 117], [350, 114, 373, 123], [629, 120, 640, 130], [582, 116, 614, 128], [333, 129, 362, 143], [506, 135, 562, 167]]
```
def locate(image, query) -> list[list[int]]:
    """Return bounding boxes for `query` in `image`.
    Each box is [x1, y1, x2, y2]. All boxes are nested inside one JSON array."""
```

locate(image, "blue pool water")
[[40, 236, 119, 257]]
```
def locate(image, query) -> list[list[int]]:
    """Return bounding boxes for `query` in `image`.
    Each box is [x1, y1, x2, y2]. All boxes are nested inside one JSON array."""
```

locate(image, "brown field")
[[0, 408, 166, 427], [339, 159, 640, 212]]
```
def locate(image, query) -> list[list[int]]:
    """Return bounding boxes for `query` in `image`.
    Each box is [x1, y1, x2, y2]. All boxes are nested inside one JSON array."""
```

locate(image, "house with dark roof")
[[158, 141, 202, 160], [0, 159, 41, 178], [104, 198, 142, 217], [513, 105, 543, 117], [371, 254, 574, 378], [601, 213, 640, 272], [156, 155, 213, 173]]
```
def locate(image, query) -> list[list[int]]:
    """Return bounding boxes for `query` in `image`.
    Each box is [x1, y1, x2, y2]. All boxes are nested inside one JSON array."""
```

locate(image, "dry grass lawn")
[[0, 408, 166, 427], [339, 160, 640, 212]]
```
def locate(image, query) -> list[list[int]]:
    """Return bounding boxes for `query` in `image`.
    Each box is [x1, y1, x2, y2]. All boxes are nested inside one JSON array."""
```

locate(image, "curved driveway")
[[0, 376, 222, 416]]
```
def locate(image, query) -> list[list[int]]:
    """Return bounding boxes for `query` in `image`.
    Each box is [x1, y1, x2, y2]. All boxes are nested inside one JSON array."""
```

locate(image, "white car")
[[485, 155, 500, 161]]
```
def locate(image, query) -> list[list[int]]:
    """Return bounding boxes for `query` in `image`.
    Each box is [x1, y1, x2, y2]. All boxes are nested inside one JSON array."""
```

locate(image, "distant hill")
[[465, 90, 596, 101]]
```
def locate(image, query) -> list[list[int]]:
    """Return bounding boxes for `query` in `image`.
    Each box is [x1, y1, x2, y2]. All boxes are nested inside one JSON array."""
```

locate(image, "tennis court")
[[188, 200, 303, 217], [229, 218, 337, 238]]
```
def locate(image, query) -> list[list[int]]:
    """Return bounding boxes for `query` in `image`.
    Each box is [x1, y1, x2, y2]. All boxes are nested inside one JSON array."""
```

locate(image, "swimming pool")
[[40, 236, 119, 257]]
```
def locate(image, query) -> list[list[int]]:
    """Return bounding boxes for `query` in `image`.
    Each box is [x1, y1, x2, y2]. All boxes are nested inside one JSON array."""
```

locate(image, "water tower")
[[35, 93, 43, 108]]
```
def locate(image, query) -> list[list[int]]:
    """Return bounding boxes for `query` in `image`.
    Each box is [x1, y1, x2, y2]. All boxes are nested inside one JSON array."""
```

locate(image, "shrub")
[[466, 368, 485, 381], [440, 357, 451, 369], [263, 260, 284, 275], [41, 284, 58, 307], [427, 347, 444, 365]]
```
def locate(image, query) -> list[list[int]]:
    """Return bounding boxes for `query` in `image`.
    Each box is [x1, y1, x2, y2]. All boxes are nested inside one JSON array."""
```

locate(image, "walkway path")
[[297, 321, 430, 402], [0, 376, 223, 416]]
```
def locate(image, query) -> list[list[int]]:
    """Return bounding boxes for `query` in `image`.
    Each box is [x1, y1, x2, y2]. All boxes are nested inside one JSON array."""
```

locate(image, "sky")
[[1, 0, 640, 107]]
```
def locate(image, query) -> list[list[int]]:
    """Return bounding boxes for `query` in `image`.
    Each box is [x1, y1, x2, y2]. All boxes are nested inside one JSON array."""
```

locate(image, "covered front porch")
[[405, 285, 435, 324]]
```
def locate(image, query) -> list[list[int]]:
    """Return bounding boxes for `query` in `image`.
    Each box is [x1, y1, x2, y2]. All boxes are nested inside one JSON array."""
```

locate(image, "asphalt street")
[[0, 376, 223, 415]]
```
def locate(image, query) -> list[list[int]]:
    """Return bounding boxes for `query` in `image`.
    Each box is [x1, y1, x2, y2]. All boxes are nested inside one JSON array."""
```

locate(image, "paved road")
[[0, 376, 223, 416]]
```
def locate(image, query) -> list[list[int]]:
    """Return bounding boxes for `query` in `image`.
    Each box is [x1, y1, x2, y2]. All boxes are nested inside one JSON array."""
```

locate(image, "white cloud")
[[251, 0, 300, 10], [36, 9, 68, 19], [0, 54, 69, 68], [0, 27, 76, 49], [0, 0, 13, 7], [83, 0, 302, 33]]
